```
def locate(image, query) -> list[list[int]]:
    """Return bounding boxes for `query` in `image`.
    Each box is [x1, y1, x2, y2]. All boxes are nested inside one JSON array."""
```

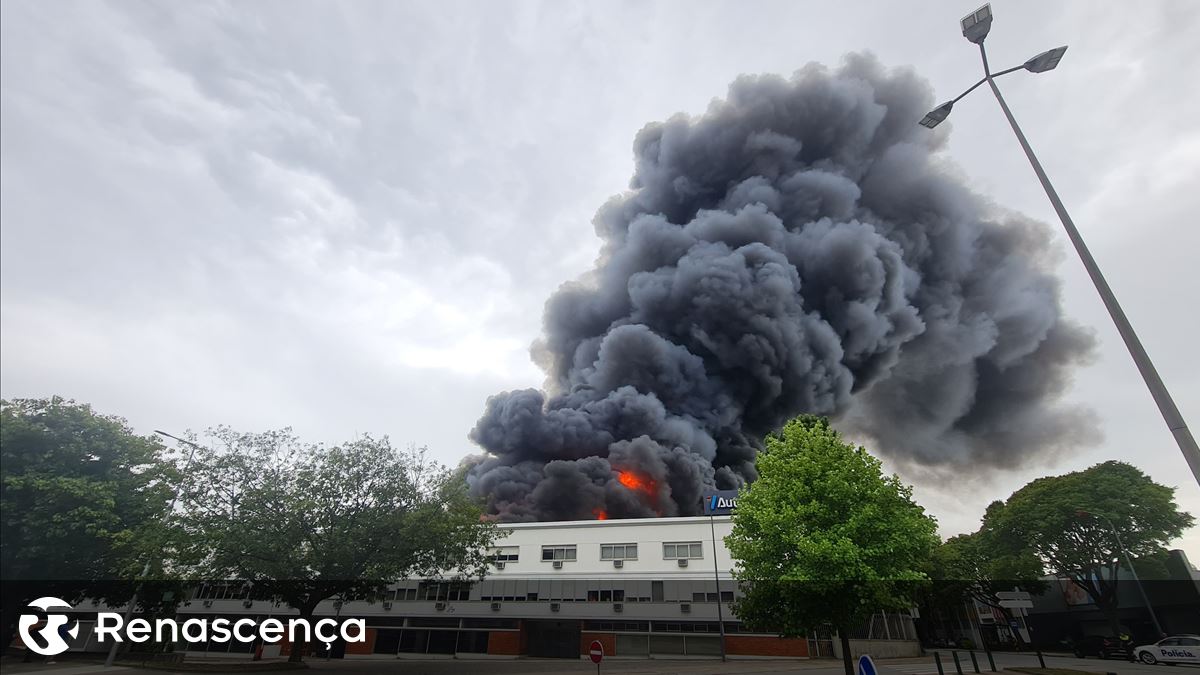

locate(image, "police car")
[[1134, 635, 1200, 665]]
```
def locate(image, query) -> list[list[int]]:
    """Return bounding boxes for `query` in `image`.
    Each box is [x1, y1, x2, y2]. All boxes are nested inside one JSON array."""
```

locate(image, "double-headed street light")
[[104, 430, 203, 667], [921, 5, 1200, 487]]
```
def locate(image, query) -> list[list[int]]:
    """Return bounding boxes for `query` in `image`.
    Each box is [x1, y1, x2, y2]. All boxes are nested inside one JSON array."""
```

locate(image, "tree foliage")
[[926, 503, 1047, 646], [988, 461, 1193, 635], [726, 416, 938, 675], [170, 428, 497, 660], [0, 397, 175, 643]]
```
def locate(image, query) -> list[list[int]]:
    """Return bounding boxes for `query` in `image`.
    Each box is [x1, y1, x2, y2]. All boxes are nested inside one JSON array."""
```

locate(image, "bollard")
[[986, 649, 996, 672], [1036, 649, 1046, 669], [934, 651, 946, 675], [952, 650, 964, 675], [969, 650, 980, 673]]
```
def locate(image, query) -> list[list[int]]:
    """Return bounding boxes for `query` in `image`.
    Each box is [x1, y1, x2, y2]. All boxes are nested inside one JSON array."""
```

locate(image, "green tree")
[[170, 428, 496, 661], [989, 461, 1193, 636], [726, 416, 938, 675], [929, 505, 1047, 648], [1, 397, 174, 646]]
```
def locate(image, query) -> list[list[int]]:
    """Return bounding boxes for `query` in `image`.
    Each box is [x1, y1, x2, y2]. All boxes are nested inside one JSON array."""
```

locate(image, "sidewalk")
[[0, 661, 136, 675]]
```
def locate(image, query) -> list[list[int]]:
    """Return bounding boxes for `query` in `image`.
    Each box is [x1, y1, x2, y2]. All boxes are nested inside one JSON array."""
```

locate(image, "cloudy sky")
[[3, 0, 1198, 554]]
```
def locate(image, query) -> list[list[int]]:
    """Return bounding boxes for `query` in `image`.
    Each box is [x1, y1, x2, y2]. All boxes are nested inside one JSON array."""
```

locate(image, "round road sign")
[[589, 639, 604, 664]]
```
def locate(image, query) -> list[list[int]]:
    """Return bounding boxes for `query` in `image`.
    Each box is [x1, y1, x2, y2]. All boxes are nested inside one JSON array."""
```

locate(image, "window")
[[600, 543, 638, 560], [651, 622, 722, 633], [490, 546, 519, 562], [583, 621, 649, 632], [541, 545, 577, 561], [418, 581, 471, 601], [663, 541, 703, 559]]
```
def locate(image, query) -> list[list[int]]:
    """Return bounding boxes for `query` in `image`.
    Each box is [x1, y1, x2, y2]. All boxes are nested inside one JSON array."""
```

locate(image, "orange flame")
[[605, 470, 664, 518], [618, 470, 655, 493]]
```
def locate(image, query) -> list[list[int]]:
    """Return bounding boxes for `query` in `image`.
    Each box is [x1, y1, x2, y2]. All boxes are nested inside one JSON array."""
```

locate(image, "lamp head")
[[961, 4, 993, 44], [919, 101, 954, 129], [1025, 46, 1068, 73]]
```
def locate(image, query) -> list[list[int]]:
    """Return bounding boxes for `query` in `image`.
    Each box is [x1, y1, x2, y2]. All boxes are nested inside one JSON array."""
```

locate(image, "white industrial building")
[[55, 515, 919, 660]]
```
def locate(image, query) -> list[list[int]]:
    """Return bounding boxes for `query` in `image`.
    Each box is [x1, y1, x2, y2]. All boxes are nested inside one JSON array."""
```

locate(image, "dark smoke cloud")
[[465, 53, 1097, 521]]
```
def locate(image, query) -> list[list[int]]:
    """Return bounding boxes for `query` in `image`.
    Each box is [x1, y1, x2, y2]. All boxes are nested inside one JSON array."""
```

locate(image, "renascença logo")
[[18, 596, 366, 655], [18, 597, 79, 656]]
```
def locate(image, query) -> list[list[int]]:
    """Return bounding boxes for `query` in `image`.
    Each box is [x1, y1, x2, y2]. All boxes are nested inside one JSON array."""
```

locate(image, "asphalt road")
[[293, 651, 1200, 675], [4, 653, 1199, 675]]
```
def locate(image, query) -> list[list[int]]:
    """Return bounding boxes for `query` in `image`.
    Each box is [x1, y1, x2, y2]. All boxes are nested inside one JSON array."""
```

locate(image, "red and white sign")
[[589, 639, 604, 664]]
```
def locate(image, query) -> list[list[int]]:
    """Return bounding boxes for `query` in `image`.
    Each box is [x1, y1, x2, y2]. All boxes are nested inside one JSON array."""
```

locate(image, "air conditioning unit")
[[612, 560, 624, 568], [242, 600, 253, 609], [435, 601, 447, 611], [382, 601, 393, 610], [680, 603, 692, 614], [495, 562, 505, 570], [550, 603, 561, 612], [677, 559, 689, 568], [490, 602, 501, 611], [552, 560, 563, 569], [203, 600, 214, 608], [613, 603, 623, 613]]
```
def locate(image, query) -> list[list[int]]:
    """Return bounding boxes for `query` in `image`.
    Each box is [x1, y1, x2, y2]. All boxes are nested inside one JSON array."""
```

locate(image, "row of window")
[[501, 541, 704, 564], [188, 580, 740, 607], [581, 621, 752, 633], [462, 579, 738, 604]]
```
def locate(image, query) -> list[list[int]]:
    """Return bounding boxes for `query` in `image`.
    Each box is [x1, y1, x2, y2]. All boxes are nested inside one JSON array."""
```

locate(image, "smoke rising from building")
[[465, 54, 1096, 522]]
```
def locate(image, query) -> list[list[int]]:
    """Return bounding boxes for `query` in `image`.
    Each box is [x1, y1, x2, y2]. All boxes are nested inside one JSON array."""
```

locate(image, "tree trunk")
[[2, 600, 25, 658], [1102, 601, 1123, 637], [839, 626, 854, 675], [289, 605, 317, 663]]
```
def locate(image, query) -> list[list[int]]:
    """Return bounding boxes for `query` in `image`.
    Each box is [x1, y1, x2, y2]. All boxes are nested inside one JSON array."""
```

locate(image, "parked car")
[[1134, 635, 1200, 665], [1072, 634, 1130, 659]]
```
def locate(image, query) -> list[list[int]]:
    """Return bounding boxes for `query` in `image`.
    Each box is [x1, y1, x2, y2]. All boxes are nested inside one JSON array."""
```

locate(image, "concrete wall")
[[834, 638, 922, 659]]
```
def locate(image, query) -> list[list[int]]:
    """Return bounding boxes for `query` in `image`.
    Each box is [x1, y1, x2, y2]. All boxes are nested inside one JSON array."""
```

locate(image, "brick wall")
[[579, 632, 616, 657], [487, 630, 522, 655], [725, 635, 809, 657], [343, 626, 375, 655]]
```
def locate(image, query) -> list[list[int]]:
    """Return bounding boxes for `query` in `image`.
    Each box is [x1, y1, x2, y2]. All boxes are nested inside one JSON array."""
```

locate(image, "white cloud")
[[2, 0, 1197, 555]]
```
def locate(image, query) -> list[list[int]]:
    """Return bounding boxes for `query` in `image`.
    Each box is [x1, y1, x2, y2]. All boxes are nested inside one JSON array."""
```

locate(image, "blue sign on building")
[[702, 490, 740, 515]]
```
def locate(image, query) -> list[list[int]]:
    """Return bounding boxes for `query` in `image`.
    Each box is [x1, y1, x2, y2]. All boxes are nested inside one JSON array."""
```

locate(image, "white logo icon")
[[18, 597, 78, 656]]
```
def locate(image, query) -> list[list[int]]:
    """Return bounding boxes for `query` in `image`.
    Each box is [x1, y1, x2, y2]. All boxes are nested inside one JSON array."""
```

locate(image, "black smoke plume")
[[465, 54, 1096, 522]]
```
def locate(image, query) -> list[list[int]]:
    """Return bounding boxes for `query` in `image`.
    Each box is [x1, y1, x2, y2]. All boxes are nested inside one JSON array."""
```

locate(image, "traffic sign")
[[999, 599, 1034, 608], [857, 654, 878, 675], [589, 639, 604, 664]]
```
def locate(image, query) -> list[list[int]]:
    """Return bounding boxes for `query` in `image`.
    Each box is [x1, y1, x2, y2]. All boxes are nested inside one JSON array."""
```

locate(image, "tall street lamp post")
[[920, 4, 1200, 487], [104, 430, 203, 667]]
